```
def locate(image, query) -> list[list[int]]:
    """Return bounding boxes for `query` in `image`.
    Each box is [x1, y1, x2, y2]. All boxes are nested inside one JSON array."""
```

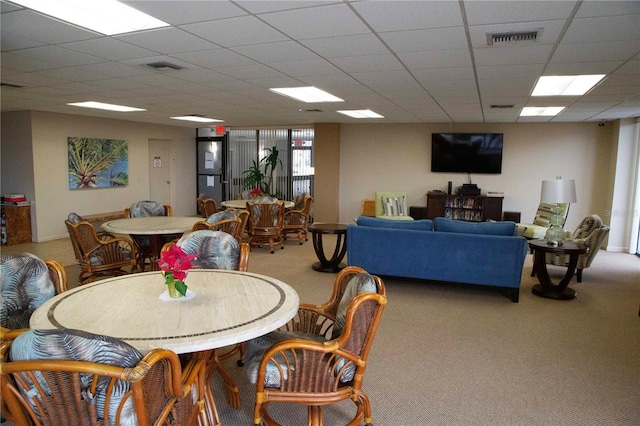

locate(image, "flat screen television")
[[431, 133, 503, 174]]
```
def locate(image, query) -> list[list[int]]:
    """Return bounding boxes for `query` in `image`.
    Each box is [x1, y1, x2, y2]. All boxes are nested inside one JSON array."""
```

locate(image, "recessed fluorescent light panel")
[[10, 0, 169, 35], [170, 116, 223, 123], [337, 109, 384, 119], [532, 75, 605, 96], [520, 107, 565, 116], [269, 87, 344, 103], [67, 101, 145, 112]]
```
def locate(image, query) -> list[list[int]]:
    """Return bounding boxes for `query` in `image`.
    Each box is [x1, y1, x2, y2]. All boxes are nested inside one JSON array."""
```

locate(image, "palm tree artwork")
[[68, 137, 128, 189]]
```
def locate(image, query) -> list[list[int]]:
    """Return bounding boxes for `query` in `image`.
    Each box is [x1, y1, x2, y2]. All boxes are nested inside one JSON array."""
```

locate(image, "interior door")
[[149, 139, 171, 206]]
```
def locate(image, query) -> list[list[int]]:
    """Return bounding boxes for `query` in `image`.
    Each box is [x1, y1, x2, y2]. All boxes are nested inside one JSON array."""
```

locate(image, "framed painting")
[[68, 137, 128, 189]]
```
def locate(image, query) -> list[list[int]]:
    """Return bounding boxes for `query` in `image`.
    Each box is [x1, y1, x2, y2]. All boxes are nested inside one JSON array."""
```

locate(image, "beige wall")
[[2, 112, 633, 251], [338, 122, 613, 235], [2, 111, 194, 241]]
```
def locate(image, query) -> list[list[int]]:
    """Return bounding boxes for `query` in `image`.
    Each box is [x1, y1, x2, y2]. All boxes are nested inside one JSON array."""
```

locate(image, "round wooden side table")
[[529, 239, 587, 300], [308, 223, 348, 272]]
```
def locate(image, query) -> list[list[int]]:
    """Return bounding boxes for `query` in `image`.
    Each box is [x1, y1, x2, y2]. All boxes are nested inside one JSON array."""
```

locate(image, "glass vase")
[[167, 278, 183, 298]]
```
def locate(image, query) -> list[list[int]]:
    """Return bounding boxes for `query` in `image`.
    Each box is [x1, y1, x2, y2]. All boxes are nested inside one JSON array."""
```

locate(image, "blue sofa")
[[347, 216, 529, 302]]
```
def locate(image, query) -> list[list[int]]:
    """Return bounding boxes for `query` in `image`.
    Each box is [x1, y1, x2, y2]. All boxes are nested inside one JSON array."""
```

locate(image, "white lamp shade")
[[540, 179, 577, 204]]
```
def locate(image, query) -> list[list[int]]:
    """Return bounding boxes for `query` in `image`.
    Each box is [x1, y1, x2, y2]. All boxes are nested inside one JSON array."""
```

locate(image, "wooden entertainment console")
[[425, 192, 503, 222]]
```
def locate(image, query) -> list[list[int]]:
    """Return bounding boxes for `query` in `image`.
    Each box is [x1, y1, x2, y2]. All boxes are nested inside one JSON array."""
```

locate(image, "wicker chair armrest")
[[283, 210, 308, 224], [0, 326, 28, 342], [278, 304, 336, 338], [86, 237, 136, 261], [97, 231, 117, 240]]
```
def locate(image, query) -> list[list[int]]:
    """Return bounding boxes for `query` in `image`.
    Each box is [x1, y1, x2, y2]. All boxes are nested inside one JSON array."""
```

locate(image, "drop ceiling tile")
[[476, 64, 544, 80], [122, 1, 247, 25], [1, 52, 60, 72], [215, 64, 289, 80], [331, 54, 404, 73], [172, 49, 256, 69], [552, 40, 640, 62], [351, 1, 463, 31], [231, 41, 318, 63], [299, 34, 389, 58], [464, 1, 575, 25], [414, 67, 475, 82], [35, 67, 107, 82], [236, 1, 341, 14], [1, 31, 46, 51], [269, 59, 343, 77], [11, 46, 103, 67], [3, 72, 67, 87], [380, 27, 469, 53], [171, 69, 234, 84], [544, 61, 624, 75], [473, 44, 552, 66], [61, 37, 158, 61], [0, 9, 99, 45], [258, 4, 370, 40], [116, 27, 220, 54], [563, 14, 640, 44], [75, 62, 151, 78], [575, 1, 640, 18], [181, 16, 289, 48], [399, 50, 472, 69]]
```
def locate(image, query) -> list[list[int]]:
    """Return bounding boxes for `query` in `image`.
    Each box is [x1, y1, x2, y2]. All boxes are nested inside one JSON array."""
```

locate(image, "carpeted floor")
[[2, 236, 639, 425]]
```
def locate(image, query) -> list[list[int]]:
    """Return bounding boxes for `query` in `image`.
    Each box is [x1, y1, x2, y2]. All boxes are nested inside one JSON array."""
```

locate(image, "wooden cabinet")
[[426, 193, 503, 222], [1, 204, 32, 245]]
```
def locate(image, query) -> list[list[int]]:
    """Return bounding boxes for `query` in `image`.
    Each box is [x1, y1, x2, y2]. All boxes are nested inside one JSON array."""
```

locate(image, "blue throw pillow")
[[356, 216, 433, 231], [433, 217, 515, 236]]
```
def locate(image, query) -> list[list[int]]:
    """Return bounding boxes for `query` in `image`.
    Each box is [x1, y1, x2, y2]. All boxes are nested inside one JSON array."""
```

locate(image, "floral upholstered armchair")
[[544, 214, 610, 282]]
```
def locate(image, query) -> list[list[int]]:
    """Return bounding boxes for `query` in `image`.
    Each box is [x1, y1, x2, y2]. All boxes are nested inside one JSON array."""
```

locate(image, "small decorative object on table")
[[157, 245, 197, 298], [249, 188, 264, 198]]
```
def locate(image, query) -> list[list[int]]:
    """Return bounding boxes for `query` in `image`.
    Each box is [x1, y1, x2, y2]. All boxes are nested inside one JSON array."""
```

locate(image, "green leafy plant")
[[243, 146, 282, 197]]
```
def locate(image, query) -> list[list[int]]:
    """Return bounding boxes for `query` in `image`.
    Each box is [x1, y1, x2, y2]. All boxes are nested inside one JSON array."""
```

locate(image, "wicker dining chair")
[[166, 230, 250, 408], [244, 266, 387, 426], [0, 253, 68, 332], [282, 195, 313, 244], [124, 201, 172, 271], [1, 328, 206, 426], [64, 218, 136, 285], [246, 201, 285, 253], [197, 197, 219, 218]]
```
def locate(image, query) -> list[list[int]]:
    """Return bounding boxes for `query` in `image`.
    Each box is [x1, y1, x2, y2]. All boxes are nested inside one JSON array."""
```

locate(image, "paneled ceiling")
[[1, 0, 639, 128]]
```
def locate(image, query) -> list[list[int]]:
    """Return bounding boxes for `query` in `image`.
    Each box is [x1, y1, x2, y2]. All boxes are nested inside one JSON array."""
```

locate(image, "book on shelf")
[[486, 191, 504, 197]]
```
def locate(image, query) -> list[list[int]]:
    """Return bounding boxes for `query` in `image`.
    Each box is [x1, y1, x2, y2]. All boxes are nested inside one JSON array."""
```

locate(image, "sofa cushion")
[[356, 216, 432, 231], [433, 217, 515, 236]]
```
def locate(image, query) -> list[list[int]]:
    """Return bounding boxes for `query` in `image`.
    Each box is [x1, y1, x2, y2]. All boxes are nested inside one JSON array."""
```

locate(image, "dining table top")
[[101, 216, 202, 235], [30, 269, 300, 355], [221, 199, 295, 209]]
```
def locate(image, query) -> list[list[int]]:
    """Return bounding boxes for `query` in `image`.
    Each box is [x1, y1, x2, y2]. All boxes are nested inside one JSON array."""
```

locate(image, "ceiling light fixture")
[[337, 109, 384, 119], [531, 75, 605, 96], [67, 101, 145, 112], [270, 87, 344, 103], [10, 0, 169, 35], [520, 107, 565, 116], [171, 116, 223, 123]]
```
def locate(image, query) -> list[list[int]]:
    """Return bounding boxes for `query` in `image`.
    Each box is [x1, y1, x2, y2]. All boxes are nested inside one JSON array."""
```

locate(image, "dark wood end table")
[[529, 239, 587, 300], [308, 223, 348, 272]]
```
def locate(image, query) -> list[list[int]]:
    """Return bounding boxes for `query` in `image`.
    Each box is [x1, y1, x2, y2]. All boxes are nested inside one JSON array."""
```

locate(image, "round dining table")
[[102, 216, 202, 270], [221, 199, 295, 209], [30, 269, 300, 426]]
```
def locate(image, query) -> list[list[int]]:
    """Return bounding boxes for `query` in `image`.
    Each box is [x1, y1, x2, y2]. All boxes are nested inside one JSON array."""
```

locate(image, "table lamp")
[[540, 177, 577, 246]]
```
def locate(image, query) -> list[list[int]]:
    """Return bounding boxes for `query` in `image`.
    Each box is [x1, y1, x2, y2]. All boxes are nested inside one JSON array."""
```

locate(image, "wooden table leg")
[[531, 249, 578, 300]]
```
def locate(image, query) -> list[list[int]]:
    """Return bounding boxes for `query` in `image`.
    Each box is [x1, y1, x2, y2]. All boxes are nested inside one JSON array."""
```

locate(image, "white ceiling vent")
[[144, 61, 184, 71], [487, 30, 540, 46]]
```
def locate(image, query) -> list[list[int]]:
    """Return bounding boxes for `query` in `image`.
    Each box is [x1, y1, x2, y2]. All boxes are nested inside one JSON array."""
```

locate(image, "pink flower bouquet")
[[157, 245, 197, 296]]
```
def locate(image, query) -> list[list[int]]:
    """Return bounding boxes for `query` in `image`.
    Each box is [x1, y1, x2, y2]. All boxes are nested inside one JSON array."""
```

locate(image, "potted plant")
[[243, 146, 282, 197]]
